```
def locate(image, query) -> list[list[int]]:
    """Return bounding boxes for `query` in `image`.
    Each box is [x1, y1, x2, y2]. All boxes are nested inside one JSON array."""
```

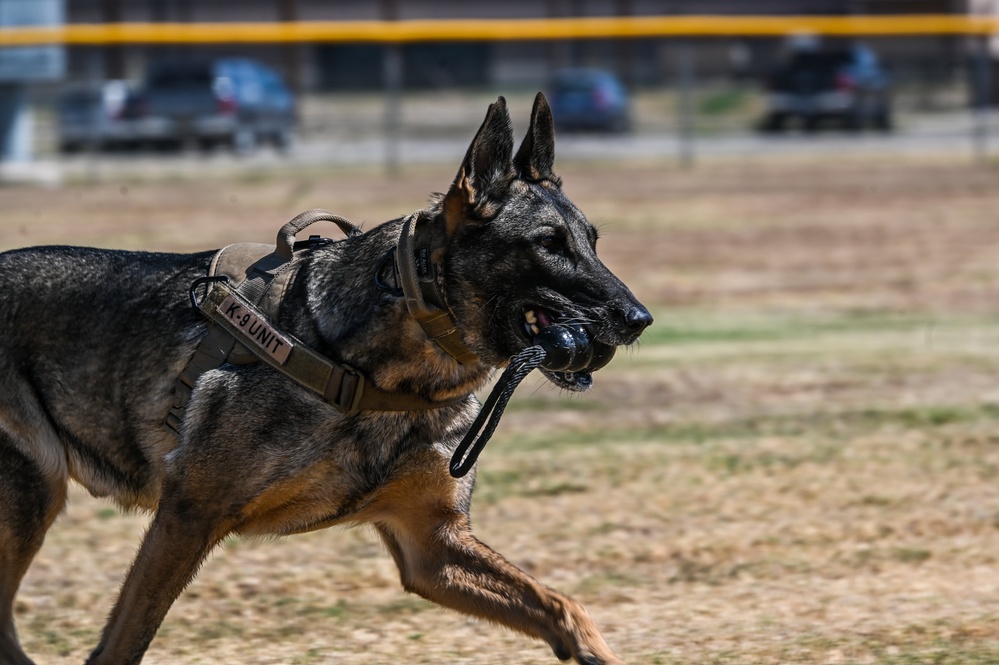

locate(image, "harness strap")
[[396, 213, 478, 365], [194, 283, 458, 414], [164, 322, 241, 434], [165, 209, 463, 438], [165, 242, 281, 435]]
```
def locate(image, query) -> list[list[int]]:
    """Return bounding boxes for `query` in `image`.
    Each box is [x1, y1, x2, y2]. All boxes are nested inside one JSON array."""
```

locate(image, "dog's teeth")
[[525, 310, 537, 324], [530, 324, 540, 335]]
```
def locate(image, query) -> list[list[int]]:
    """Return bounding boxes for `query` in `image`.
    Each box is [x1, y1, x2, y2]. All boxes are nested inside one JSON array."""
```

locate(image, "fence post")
[[972, 35, 992, 162], [384, 45, 402, 174], [0, 83, 30, 162], [675, 39, 695, 169], [382, 0, 401, 174]]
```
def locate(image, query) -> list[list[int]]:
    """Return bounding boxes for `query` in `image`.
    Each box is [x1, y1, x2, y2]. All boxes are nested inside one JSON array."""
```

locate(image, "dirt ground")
[[3, 154, 999, 664]]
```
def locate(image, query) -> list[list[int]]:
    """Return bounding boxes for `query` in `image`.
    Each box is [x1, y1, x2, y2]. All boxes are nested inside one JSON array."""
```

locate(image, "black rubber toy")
[[535, 323, 615, 373]]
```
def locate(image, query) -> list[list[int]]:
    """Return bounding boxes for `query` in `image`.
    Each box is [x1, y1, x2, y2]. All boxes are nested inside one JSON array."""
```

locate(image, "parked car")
[[549, 68, 631, 133], [762, 44, 892, 132], [57, 80, 135, 153], [131, 58, 295, 153]]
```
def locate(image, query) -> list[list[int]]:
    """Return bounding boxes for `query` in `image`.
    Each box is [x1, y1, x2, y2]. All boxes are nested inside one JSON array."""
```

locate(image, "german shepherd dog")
[[0, 94, 651, 665]]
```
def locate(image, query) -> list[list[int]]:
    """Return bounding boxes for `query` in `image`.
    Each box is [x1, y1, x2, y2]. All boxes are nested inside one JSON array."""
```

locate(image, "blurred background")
[[0, 0, 998, 177], [5, 3, 999, 665]]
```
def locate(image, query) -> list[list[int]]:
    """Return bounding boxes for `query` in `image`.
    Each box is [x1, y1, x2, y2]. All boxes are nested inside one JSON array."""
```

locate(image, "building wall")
[[67, 0, 868, 23], [61, 0, 970, 91]]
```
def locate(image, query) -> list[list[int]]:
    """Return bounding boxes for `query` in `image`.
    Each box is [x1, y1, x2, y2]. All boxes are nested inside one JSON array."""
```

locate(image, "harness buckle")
[[374, 247, 404, 297], [324, 364, 365, 415], [189, 275, 230, 313], [293, 234, 334, 252]]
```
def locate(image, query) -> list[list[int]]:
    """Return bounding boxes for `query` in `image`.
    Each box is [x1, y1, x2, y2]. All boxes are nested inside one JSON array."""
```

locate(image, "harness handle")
[[276, 209, 361, 260]]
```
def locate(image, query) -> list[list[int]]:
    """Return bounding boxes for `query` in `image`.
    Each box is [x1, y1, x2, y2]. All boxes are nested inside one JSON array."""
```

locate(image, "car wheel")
[[762, 113, 786, 133], [231, 127, 258, 155], [272, 126, 294, 153], [154, 139, 182, 153], [198, 137, 219, 153], [608, 114, 631, 134], [874, 108, 893, 132]]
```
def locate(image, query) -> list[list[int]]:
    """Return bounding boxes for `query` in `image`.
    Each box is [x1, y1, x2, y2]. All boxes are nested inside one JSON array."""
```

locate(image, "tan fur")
[[366, 451, 622, 664]]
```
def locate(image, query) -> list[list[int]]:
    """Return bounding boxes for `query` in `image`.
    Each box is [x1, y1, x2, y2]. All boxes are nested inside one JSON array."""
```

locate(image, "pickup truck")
[[131, 58, 295, 153]]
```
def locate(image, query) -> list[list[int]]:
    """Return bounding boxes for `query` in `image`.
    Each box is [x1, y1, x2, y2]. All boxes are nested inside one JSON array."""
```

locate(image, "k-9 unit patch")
[[218, 293, 293, 365]]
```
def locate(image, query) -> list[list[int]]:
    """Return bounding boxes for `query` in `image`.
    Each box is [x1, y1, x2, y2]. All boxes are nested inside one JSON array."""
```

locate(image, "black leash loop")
[[449, 345, 547, 478]]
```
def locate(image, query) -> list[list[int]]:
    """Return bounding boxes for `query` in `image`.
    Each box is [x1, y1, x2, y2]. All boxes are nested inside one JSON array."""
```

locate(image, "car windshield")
[[59, 91, 98, 109], [557, 78, 597, 93], [789, 52, 847, 73], [148, 66, 213, 88], [771, 51, 848, 90]]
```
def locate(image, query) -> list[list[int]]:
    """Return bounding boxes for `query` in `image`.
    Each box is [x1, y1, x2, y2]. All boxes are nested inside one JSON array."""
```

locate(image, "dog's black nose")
[[623, 305, 653, 334]]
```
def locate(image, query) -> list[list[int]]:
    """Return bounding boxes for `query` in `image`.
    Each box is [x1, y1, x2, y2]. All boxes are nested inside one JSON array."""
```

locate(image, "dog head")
[[429, 94, 652, 392]]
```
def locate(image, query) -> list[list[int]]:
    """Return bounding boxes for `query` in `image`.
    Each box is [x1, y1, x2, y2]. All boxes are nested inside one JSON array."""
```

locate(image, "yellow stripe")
[[0, 15, 997, 46]]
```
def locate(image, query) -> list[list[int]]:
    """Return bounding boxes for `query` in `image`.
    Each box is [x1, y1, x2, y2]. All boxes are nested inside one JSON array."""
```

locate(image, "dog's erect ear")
[[513, 92, 560, 186], [442, 96, 516, 235]]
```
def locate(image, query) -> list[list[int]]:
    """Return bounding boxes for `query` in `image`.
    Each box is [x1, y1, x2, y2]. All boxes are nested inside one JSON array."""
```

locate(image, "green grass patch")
[[642, 638, 999, 665], [494, 403, 999, 452], [873, 647, 999, 665], [474, 468, 590, 504], [637, 310, 939, 347], [290, 648, 325, 665], [299, 599, 350, 619], [505, 393, 610, 413], [373, 596, 433, 616], [698, 89, 751, 116], [520, 481, 589, 497], [891, 547, 933, 564], [707, 445, 841, 475], [574, 571, 641, 594], [194, 620, 245, 641]]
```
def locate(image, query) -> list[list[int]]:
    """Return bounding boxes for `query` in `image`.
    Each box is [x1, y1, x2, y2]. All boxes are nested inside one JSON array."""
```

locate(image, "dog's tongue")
[[536, 308, 553, 329]]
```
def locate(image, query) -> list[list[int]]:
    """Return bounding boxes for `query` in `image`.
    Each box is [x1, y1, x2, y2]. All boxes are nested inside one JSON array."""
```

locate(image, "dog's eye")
[[537, 232, 568, 258]]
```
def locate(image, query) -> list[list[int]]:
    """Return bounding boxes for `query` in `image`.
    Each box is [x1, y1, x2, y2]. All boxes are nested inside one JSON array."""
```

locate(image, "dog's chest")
[[231, 407, 472, 537]]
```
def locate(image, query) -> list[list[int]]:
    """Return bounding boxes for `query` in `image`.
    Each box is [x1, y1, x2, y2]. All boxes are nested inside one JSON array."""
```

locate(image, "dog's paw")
[[576, 653, 625, 665], [551, 643, 624, 665]]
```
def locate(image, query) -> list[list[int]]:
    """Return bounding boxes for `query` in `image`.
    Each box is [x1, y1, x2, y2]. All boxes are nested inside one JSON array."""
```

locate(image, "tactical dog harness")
[[165, 208, 572, 479], [164, 209, 471, 438]]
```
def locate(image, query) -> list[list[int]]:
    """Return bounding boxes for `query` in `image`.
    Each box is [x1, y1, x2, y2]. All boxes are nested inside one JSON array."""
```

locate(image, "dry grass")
[[3, 154, 999, 664]]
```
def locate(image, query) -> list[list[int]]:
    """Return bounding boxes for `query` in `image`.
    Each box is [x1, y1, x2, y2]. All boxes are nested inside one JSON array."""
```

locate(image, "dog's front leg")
[[376, 511, 623, 665], [86, 485, 232, 665]]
